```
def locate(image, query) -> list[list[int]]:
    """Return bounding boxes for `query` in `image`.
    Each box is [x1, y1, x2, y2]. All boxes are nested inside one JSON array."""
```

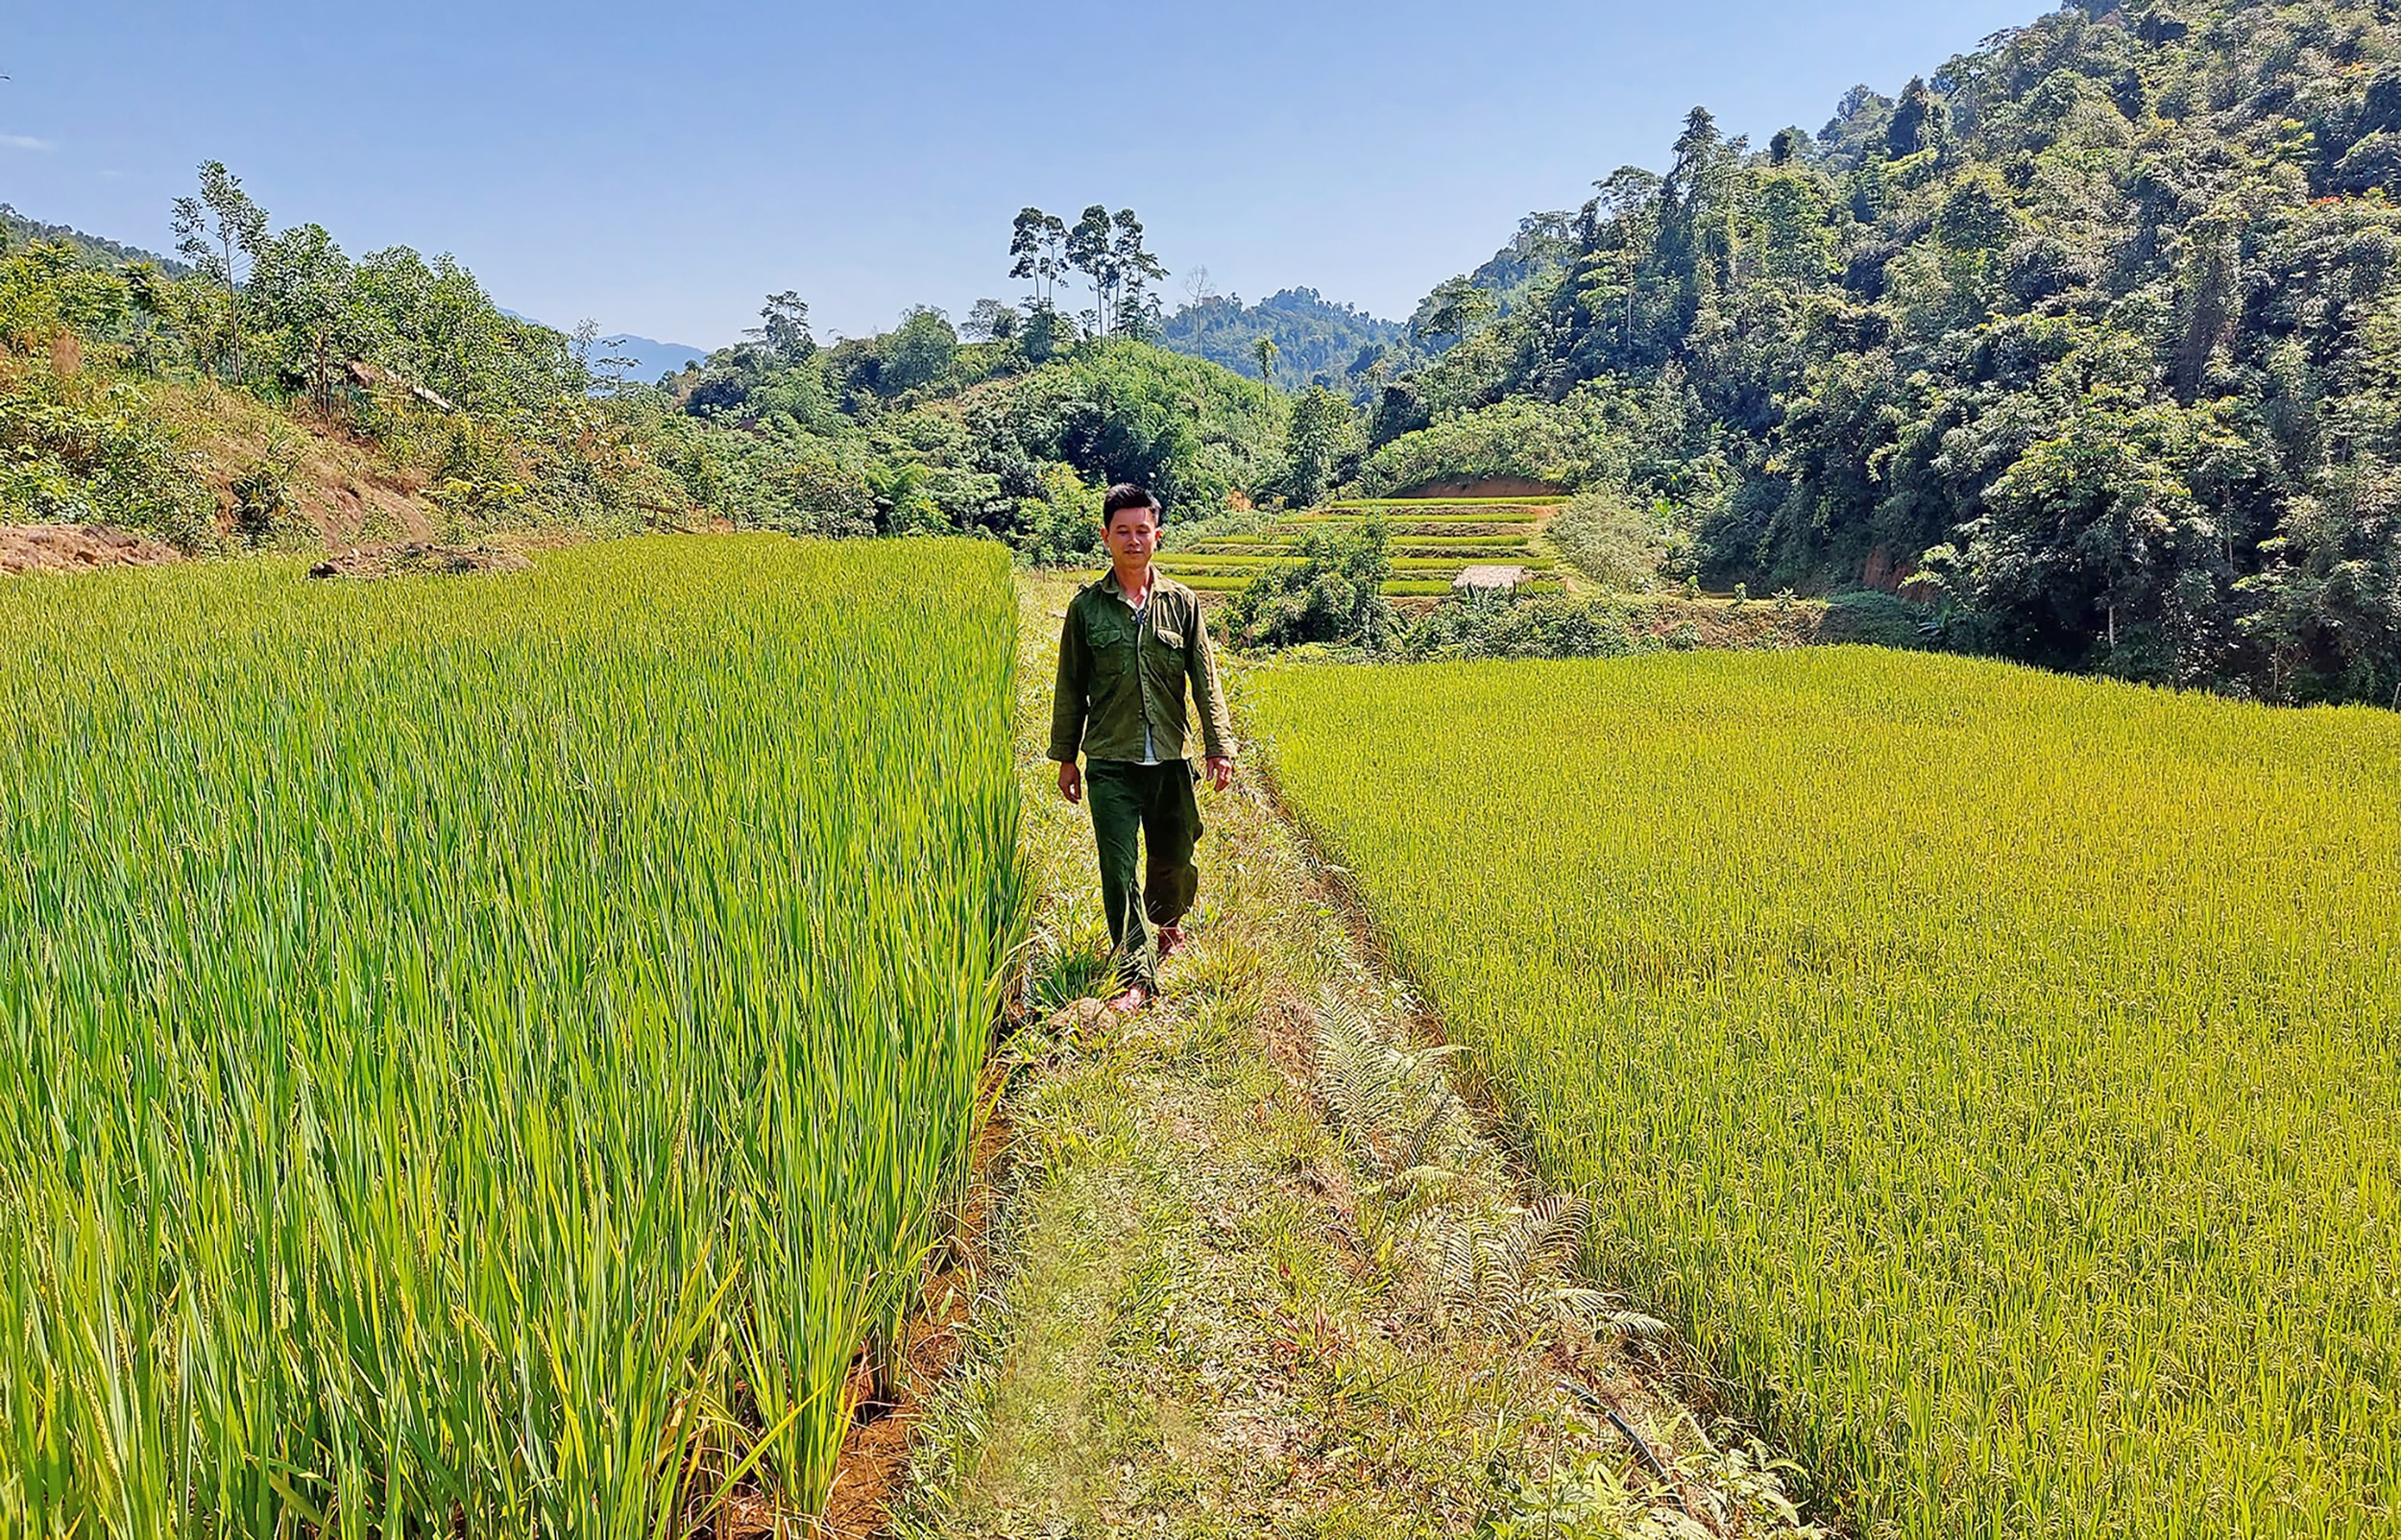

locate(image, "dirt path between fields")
[[844, 575, 1821, 1540]]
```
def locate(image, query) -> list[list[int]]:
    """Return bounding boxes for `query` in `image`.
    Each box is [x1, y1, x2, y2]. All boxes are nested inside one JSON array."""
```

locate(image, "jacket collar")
[[1100, 564, 1161, 602]]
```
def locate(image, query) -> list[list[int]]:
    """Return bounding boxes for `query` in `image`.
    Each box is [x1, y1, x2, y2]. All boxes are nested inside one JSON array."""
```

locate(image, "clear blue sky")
[[4, 1, 2040, 349]]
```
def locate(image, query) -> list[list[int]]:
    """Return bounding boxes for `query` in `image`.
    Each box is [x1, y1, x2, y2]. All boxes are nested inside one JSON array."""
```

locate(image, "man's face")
[[1105, 508, 1159, 565]]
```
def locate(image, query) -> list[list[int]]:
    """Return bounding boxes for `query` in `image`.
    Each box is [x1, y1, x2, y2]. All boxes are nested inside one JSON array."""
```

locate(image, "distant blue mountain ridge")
[[496, 310, 714, 384], [584, 331, 713, 383]]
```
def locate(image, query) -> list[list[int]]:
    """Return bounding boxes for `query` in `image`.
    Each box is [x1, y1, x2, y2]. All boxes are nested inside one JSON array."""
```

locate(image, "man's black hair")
[[1102, 483, 1162, 525]]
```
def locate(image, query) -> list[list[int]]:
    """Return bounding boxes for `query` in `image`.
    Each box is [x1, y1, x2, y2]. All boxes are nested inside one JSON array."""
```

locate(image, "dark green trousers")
[[1086, 758, 1204, 989]]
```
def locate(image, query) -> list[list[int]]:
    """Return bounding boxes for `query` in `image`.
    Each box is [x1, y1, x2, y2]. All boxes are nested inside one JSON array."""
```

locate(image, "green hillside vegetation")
[[1349, 0, 2401, 706], [668, 310, 1290, 565], [0, 174, 1305, 562], [0, 169, 714, 549], [1255, 649, 2401, 1537], [0, 204, 189, 277], [1158, 285, 1409, 397], [0, 538, 1027, 1531]]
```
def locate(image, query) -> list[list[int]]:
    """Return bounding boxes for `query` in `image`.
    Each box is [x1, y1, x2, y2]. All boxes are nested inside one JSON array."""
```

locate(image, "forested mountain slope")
[[1159, 287, 1407, 396], [1364, 0, 2401, 704], [0, 205, 187, 277]]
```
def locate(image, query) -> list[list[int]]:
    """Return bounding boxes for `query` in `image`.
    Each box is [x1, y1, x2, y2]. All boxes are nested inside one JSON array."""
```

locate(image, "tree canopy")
[[1353, 0, 2401, 706], [1158, 287, 1409, 397]]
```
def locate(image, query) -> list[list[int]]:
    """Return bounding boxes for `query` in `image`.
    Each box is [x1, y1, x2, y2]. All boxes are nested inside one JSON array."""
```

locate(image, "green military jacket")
[[1049, 568, 1236, 765]]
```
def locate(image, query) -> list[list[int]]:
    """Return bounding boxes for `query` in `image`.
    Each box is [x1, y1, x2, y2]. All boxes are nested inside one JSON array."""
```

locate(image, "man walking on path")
[[1050, 483, 1237, 1012]]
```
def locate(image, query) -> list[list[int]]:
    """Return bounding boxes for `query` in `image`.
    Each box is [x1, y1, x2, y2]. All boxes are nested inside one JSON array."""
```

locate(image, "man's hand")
[[1204, 756, 1234, 793], [1057, 758, 1083, 804]]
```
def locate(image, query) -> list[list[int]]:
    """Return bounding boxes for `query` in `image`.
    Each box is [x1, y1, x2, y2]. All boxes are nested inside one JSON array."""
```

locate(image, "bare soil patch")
[[0, 523, 182, 576], [816, 1105, 1014, 1539]]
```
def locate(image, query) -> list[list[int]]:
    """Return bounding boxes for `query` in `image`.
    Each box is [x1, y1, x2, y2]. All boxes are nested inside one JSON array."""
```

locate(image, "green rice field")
[[1252, 648, 2401, 1538], [1289, 509, 1546, 525], [1322, 496, 1559, 510], [1153, 572, 1560, 597], [1152, 554, 1556, 573], [0, 537, 1027, 1534], [1157, 495, 1564, 597]]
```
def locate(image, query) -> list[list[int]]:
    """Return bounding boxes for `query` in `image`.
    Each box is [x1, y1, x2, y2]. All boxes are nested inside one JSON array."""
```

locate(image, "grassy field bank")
[[1251, 648, 2401, 1537], [0, 536, 1026, 1533]]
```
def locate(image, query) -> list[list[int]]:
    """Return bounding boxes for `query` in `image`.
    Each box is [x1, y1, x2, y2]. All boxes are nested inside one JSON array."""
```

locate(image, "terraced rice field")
[[1253, 648, 2401, 1539], [1157, 494, 1565, 596], [0, 537, 1027, 1534]]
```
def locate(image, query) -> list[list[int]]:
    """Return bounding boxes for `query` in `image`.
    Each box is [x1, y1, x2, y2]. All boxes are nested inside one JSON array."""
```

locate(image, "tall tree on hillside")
[[1757, 173, 1836, 286], [964, 298, 1020, 343], [1886, 76, 1943, 158], [1109, 209, 1168, 341], [1067, 206, 1118, 337], [171, 160, 269, 382], [1284, 385, 1364, 504], [249, 221, 360, 418], [749, 291, 815, 363], [1253, 335, 1278, 387], [1574, 167, 1667, 364], [880, 305, 958, 393], [1011, 207, 1074, 356], [1657, 108, 1744, 331], [1415, 277, 1495, 351], [1009, 207, 1069, 308], [1064, 205, 1167, 341]]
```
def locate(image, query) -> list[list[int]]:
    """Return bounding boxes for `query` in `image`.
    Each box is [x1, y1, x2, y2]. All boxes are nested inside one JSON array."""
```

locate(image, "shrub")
[[1007, 463, 1104, 566], [1396, 590, 1642, 661], [1548, 489, 1683, 590], [227, 444, 299, 546], [1225, 516, 1394, 649], [0, 360, 215, 550], [1819, 588, 1936, 648]]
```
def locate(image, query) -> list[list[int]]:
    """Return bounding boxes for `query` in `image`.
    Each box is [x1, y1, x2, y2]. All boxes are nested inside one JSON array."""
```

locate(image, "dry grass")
[[141, 372, 437, 543]]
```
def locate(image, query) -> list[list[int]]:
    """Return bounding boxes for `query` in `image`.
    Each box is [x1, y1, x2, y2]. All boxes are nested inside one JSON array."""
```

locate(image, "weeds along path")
[[885, 573, 1817, 1540]]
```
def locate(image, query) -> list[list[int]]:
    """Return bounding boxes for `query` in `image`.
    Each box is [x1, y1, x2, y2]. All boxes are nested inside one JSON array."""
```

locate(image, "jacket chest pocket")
[[1141, 622, 1188, 697], [1089, 614, 1141, 677]]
